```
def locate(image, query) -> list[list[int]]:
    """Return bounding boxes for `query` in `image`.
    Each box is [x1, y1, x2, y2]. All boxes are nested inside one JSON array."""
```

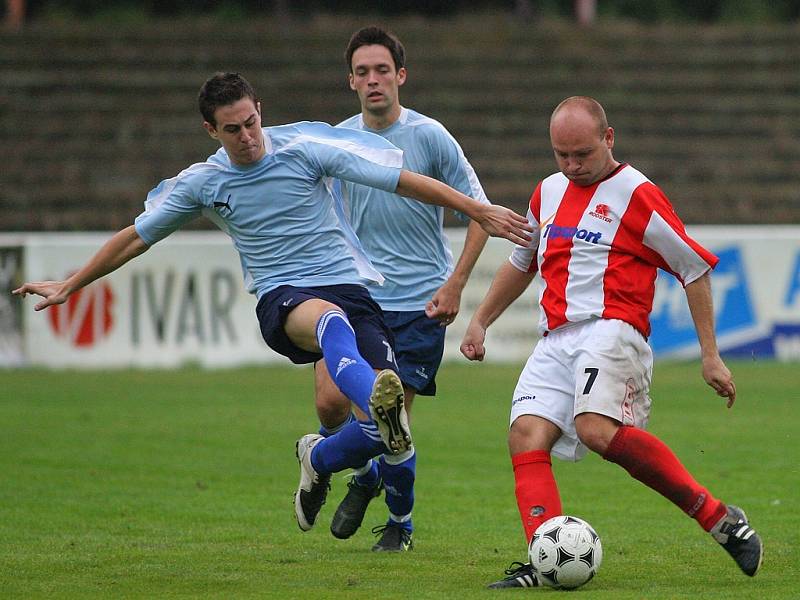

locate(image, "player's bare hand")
[[425, 280, 462, 327], [12, 281, 70, 311], [478, 205, 533, 247], [460, 320, 486, 361], [701, 355, 736, 408]]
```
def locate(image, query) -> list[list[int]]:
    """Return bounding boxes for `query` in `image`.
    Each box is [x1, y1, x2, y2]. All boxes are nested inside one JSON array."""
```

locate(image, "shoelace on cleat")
[[503, 561, 532, 576], [728, 523, 756, 543], [372, 524, 412, 544]]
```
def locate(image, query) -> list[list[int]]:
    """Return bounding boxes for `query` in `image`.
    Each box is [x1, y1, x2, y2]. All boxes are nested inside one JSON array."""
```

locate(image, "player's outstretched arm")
[[396, 170, 532, 246], [12, 225, 149, 311], [426, 221, 489, 326], [460, 261, 536, 361], [684, 271, 736, 407]]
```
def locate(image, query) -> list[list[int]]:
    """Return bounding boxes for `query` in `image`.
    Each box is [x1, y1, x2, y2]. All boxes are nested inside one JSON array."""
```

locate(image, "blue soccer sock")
[[353, 459, 380, 489], [316, 310, 375, 416], [318, 412, 356, 438], [311, 420, 386, 475], [381, 449, 416, 531]]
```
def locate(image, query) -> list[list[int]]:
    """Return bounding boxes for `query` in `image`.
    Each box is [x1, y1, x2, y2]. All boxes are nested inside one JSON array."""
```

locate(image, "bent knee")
[[575, 412, 619, 454], [316, 401, 351, 430], [508, 415, 561, 455]]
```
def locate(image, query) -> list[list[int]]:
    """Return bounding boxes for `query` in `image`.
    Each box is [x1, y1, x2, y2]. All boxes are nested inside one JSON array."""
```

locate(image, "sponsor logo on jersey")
[[213, 194, 233, 213], [538, 212, 557, 230], [543, 223, 602, 244], [512, 395, 535, 405], [589, 203, 613, 222]]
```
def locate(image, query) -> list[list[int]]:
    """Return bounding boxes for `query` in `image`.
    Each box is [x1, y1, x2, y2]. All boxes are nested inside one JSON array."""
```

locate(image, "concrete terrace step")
[[1, 15, 799, 230]]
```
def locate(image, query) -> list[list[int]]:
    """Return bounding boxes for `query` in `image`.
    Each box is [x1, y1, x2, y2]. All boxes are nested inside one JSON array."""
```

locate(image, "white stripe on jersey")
[[539, 172, 570, 222], [282, 134, 403, 169], [454, 146, 488, 204], [405, 111, 489, 204], [643, 211, 711, 285], [534, 174, 569, 311], [143, 162, 223, 213], [509, 206, 539, 272], [562, 168, 644, 324], [323, 177, 385, 285]]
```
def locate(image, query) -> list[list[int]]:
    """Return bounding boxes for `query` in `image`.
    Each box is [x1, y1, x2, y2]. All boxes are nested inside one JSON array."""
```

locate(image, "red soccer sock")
[[603, 426, 727, 531], [512, 450, 562, 543]]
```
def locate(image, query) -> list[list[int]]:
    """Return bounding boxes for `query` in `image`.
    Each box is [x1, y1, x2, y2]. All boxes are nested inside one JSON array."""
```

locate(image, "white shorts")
[[510, 319, 653, 462]]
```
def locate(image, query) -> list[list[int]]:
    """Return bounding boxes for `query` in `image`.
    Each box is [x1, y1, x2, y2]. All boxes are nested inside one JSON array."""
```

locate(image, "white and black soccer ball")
[[528, 515, 602, 590]]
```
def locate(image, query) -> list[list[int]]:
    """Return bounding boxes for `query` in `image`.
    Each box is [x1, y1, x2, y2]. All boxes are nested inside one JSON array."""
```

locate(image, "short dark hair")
[[198, 72, 259, 127], [345, 26, 405, 73]]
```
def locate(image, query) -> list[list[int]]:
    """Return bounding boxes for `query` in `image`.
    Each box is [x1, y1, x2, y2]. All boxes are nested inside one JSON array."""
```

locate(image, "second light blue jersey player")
[[337, 107, 489, 310], [317, 25, 494, 554], [135, 121, 401, 299]]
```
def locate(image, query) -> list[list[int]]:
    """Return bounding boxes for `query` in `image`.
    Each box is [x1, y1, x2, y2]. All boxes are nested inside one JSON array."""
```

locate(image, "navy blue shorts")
[[256, 283, 397, 369], [383, 310, 445, 396]]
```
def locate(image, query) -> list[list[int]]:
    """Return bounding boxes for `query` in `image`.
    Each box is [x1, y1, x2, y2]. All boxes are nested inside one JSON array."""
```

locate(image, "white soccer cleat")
[[294, 433, 330, 531]]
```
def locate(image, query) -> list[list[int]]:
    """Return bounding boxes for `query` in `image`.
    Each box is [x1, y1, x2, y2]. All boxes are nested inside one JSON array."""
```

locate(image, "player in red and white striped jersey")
[[462, 97, 762, 588]]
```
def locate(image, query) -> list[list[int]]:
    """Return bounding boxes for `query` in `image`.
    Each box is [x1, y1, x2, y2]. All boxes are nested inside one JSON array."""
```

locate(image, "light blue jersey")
[[337, 107, 488, 310], [134, 121, 403, 299]]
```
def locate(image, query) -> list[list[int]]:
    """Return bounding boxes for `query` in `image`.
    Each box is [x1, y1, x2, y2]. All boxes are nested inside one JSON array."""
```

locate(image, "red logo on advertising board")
[[47, 282, 114, 347]]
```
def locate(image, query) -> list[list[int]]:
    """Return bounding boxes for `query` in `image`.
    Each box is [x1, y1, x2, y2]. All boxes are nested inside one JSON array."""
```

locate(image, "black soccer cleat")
[[294, 434, 331, 531], [710, 504, 763, 576], [330, 476, 382, 539], [368, 370, 412, 454], [371, 523, 413, 552], [487, 561, 540, 589]]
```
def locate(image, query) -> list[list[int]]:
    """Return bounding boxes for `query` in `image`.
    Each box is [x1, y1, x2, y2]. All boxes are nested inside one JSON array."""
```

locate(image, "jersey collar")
[[359, 106, 407, 134]]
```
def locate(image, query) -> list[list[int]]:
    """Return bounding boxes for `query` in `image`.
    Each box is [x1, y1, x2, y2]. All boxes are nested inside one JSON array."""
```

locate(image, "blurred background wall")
[[1, 1, 799, 231]]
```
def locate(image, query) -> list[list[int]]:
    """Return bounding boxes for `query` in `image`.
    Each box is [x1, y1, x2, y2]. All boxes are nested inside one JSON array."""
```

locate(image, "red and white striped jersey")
[[510, 164, 718, 338]]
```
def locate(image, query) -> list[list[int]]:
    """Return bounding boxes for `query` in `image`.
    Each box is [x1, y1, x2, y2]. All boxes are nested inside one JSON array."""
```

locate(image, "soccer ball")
[[528, 515, 602, 589]]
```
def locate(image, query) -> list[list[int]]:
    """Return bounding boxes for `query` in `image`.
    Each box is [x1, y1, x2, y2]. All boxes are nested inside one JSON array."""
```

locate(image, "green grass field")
[[1, 361, 797, 599]]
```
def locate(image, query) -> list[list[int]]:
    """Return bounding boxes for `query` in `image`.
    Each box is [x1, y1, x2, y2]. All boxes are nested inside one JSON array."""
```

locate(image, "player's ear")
[[203, 121, 219, 140], [397, 67, 407, 86], [348, 72, 356, 91], [604, 127, 614, 149]]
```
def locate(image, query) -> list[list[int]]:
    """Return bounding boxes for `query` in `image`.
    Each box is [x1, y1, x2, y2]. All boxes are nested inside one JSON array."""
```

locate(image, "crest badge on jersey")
[[588, 203, 612, 222]]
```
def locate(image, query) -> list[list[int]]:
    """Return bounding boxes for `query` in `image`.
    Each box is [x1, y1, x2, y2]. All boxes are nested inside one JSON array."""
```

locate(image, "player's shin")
[[316, 310, 376, 415], [311, 420, 387, 474], [353, 458, 380, 487], [512, 450, 562, 542], [380, 449, 416, 529], [602, 426, 727, 530]]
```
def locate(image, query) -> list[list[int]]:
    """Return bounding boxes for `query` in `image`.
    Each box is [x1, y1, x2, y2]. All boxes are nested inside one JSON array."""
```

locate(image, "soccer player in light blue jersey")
[[314, 27, 492, 552], [13, 72, 532, 533]]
